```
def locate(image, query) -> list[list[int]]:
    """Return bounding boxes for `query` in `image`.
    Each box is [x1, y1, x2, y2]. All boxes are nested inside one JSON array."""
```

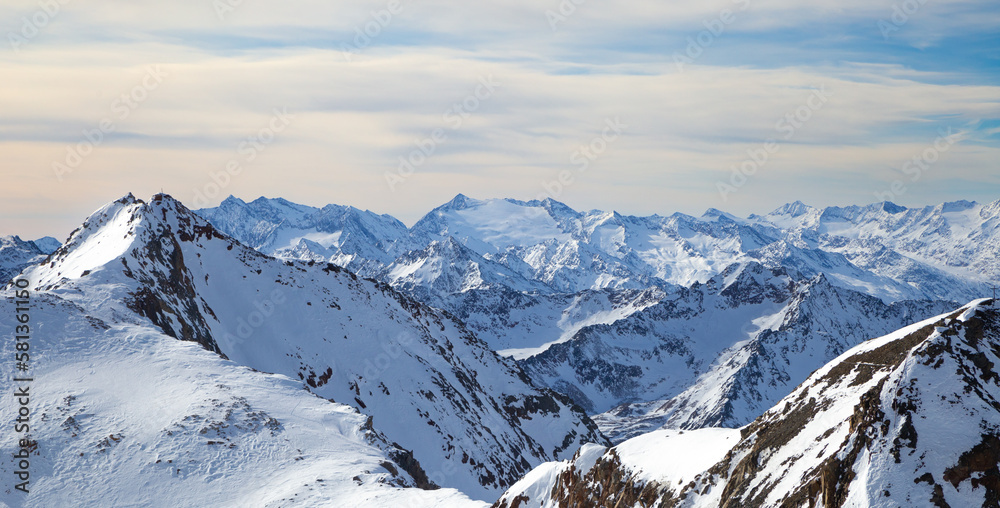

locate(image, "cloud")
[[0, 0, 997, 236]]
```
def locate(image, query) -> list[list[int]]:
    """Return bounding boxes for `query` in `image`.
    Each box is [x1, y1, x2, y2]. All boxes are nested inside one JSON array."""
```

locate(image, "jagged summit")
[[878, 200, 908, 213], [702, 207, 742, 222], [436, 193, 479, 211], [29, 193, 232, 290], [21, 192, 607, 500], [769, 200, 813, 217], [496, 298, 1000, 507], [197, 194, 999, 303], [521, 259, 956, 428]]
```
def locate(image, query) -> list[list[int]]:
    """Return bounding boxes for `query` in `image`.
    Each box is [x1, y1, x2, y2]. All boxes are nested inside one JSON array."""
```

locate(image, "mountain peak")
[[528, 196, 580, 217], [150, 192, 182, 206], [220, 194, 247, 207], [442, 193, 476, 210], [702, 207, 740, 222], [28, 193, 232, 291], [770, 200, 813, 217], [876, 200, 907, 214], [939, 199, 977, 213]]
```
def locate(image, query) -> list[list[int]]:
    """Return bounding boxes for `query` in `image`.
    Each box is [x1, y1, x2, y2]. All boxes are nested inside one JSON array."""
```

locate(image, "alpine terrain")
[[198, 195, 994, 437], [3, 194, 605, 504], [3, 192, 998, 507], [495, 298, 1000, 508]]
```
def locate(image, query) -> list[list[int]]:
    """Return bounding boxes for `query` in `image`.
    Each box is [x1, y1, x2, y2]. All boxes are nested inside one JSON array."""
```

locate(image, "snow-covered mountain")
[[494, 298, 1000, 508], [0, 291, 485, 508], [15, 194, 606, 501], [379, 236, 548, 304], [519, 262, 957, 427], [193, 194, 992, 438], [197, 195, 998, 358], [0, 236, 58, 284], [753, 199, 1000, 302], [30, 236, 60, 254], [5, 192, 998, 506], [195, 195, 415, 277]]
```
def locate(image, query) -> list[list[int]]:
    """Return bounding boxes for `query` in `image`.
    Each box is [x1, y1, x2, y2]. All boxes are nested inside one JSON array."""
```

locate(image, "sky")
[[1, 0, 998, 238]]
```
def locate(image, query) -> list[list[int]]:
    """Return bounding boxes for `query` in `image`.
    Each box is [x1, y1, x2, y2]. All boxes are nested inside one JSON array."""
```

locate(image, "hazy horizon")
[[6, 191, 1000, 241]]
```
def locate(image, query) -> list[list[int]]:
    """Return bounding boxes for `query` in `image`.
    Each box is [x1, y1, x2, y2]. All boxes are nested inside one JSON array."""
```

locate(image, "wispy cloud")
[[1, 0, 997, 236]]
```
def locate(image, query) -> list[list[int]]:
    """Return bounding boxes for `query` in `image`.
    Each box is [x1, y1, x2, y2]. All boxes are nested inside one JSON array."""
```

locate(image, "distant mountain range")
[[0, 235, 59, 283], [198, 195, 999, 303]]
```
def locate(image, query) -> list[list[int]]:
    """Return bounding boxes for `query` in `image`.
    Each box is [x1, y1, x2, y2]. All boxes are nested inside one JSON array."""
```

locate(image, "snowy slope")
[[20, 194, 606, 501], [0, 291, 485, 508], [495, 299, 1000, 508]]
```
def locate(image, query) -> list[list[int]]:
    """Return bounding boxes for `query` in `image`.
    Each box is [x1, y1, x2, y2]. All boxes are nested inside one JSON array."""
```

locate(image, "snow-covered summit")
[[19, 193, 608, 500], [0, 292, 485, 508], [199, 195, 999, 303]]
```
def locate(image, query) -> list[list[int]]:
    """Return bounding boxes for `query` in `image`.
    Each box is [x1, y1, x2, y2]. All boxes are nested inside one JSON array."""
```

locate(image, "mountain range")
[[0, 235, 59, 284], [3, 193, 999, 506], [5, 194, 604, 503], [198, 195, 999, 304], [198, 194, 996, 435], [495, 298, 1000, 508]]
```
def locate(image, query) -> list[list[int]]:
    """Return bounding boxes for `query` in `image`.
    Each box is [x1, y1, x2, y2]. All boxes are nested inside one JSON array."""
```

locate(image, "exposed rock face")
[[524, 263, 956, 432], [22, 193, 607, 500], [196, 195, 990, 437], [494, 300, 1000, 508], [0, 292, 485, 508]]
